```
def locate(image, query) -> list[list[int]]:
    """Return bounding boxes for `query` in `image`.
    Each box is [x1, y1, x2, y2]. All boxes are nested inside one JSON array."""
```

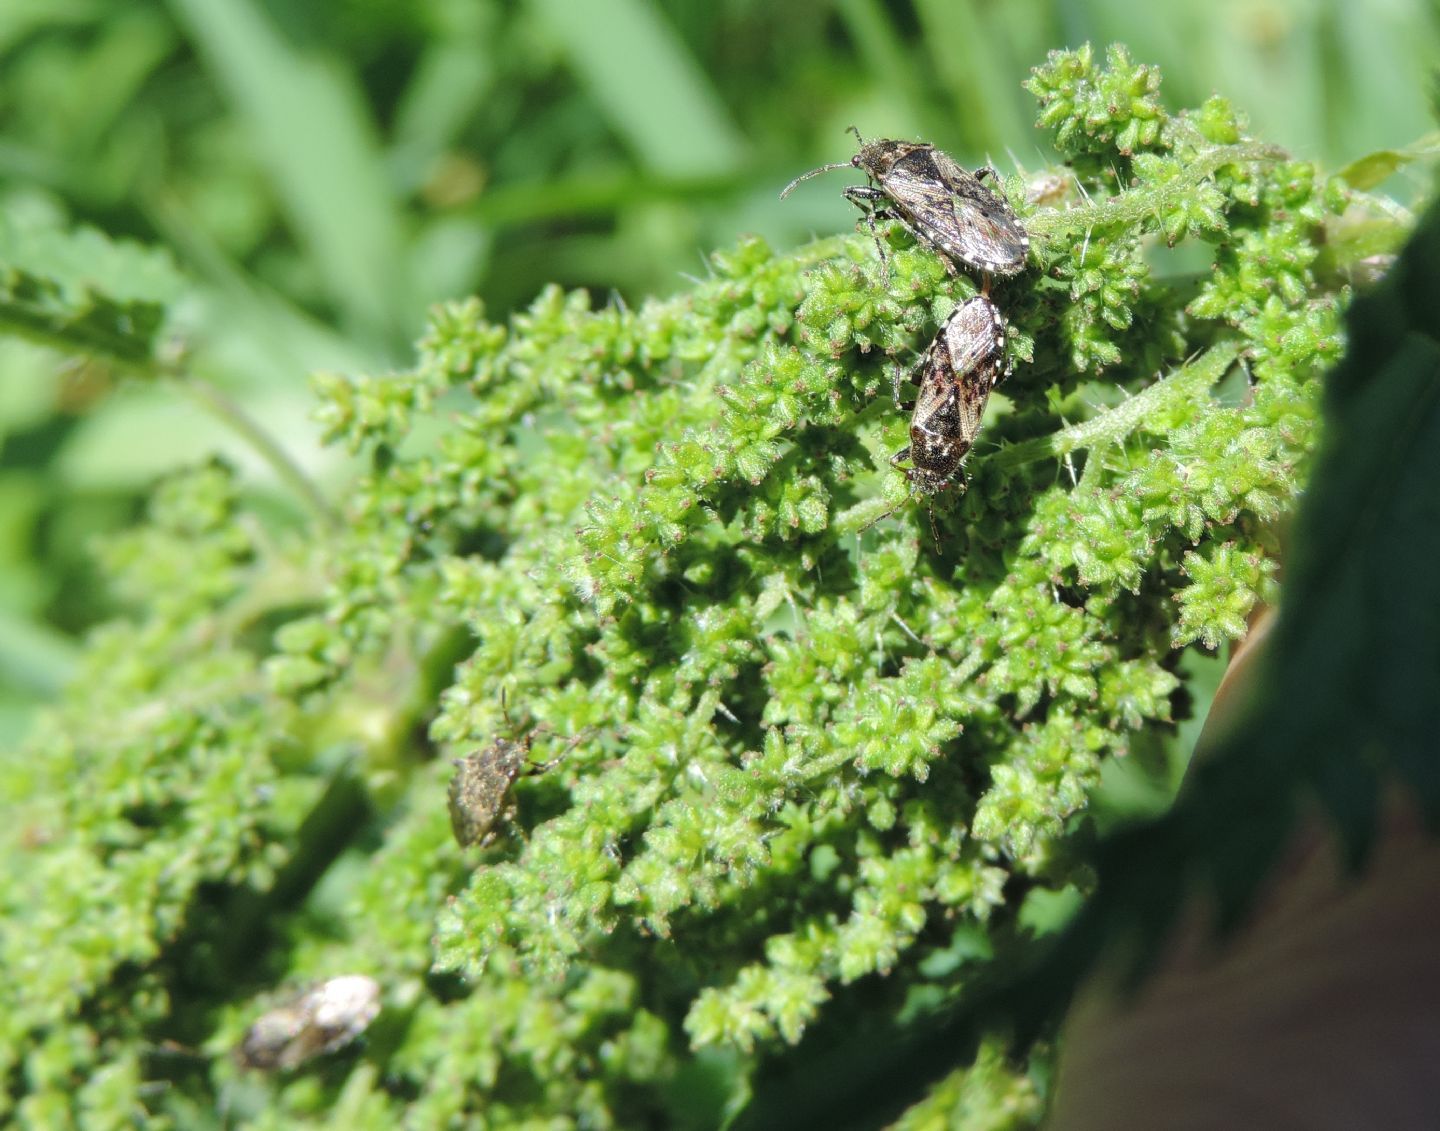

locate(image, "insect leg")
[[842, 185, 894, 278], [525, 727, 594, 776], [844, 185, 888, 206], [858, 502, 902, 534]]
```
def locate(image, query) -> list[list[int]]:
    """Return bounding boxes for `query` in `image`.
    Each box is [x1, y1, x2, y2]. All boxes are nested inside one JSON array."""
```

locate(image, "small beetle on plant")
[[782, 128, 1031, 278]]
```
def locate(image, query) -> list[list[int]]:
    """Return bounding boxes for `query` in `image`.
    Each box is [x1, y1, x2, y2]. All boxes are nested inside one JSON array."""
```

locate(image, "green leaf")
[[731, 185, 1440, 1131], [1022, 185, 1440, 1033], [0, 213, 180, 367], [168, 0, 409, 347], [529, 0, 748, 178], [1335, 131, 1440, 190], [2, 40, 1421, 1129], [0, 608, 78, 696]]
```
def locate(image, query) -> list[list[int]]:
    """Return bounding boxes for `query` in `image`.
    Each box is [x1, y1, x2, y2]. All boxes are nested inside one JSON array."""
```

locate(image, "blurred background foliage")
[[1, 0, 1437, 744]]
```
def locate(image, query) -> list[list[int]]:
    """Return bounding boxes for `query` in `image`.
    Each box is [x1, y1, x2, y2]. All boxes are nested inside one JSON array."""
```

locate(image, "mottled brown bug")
[[448, 734, 545, 848], [890, 292, 1009, 494], [236, 974, 380, 1071], [860, 293, 1008, 540], [447, 702, 583, 848], [782, 128, 1030, 278]]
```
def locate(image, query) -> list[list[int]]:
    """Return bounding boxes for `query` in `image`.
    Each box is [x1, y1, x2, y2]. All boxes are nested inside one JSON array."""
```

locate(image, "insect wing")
[[888, 148, 1029, 276], [909, 364, 987, 460], [939, 295, 1008, 384], [901, 371, 965, 495], [303, 975, 382, 1058], [932, 299, 1003, 445]]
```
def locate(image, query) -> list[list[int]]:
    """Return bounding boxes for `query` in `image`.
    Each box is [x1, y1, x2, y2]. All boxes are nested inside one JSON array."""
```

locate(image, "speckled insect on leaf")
[[781, 127, 1031, 278], [891, 292, 1009, 491]]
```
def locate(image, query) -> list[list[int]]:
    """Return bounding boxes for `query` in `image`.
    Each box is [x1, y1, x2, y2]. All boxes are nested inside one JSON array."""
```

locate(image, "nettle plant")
[[2, 44, 1403, 1127]]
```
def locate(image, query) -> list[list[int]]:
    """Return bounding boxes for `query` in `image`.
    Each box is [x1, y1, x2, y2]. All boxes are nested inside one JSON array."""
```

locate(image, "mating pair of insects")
[[782, 129, 1031, 518]]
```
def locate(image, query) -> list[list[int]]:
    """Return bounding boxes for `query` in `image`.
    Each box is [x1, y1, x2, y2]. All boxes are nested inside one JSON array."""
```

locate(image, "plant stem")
[[987, 341, 1242, 471], [1026, 141, 1286, 244], [178, 377, 340, 527]]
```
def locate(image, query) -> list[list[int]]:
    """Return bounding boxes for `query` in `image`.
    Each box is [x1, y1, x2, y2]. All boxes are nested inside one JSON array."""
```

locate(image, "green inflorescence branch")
[[1024, 140, 1287, 243], [988, 341, 1241, 471]]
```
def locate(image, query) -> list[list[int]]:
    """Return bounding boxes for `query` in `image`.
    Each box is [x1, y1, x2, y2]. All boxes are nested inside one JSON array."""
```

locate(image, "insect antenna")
[[858, 499, 904, 534], [858, 490, 943, 547], [780, 160, 855, 199], [858, 471, 919, 536], [526, 726, 594, 775], [780, 125, 873, 199]]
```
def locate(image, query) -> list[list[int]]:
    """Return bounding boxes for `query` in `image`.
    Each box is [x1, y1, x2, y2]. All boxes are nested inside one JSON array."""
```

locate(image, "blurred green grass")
[[0, 0, 1436, 740]]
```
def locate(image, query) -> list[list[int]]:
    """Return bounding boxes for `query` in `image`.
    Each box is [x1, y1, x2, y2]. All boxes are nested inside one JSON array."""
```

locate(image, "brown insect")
[[782, 129, 1031, 278], [890, 292, 1009, 493], [447, 698, 585, 848], [863, 293, 1008, 538], [236, 975, 381, 1071]]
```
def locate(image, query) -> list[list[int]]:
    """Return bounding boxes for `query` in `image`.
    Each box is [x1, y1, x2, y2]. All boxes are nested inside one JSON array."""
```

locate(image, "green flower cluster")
[[1, 45, 1381, 1127], [1027, 43, 1166, 160]]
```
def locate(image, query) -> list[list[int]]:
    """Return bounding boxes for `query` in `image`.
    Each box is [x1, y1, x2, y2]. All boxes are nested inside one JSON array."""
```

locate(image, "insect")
[[781, 128, 1030, 278], [447, 702, 584, 848], [447, 734, 546, 848], [866, 294, 1007, 539], [236, 975, 381, 1071]]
